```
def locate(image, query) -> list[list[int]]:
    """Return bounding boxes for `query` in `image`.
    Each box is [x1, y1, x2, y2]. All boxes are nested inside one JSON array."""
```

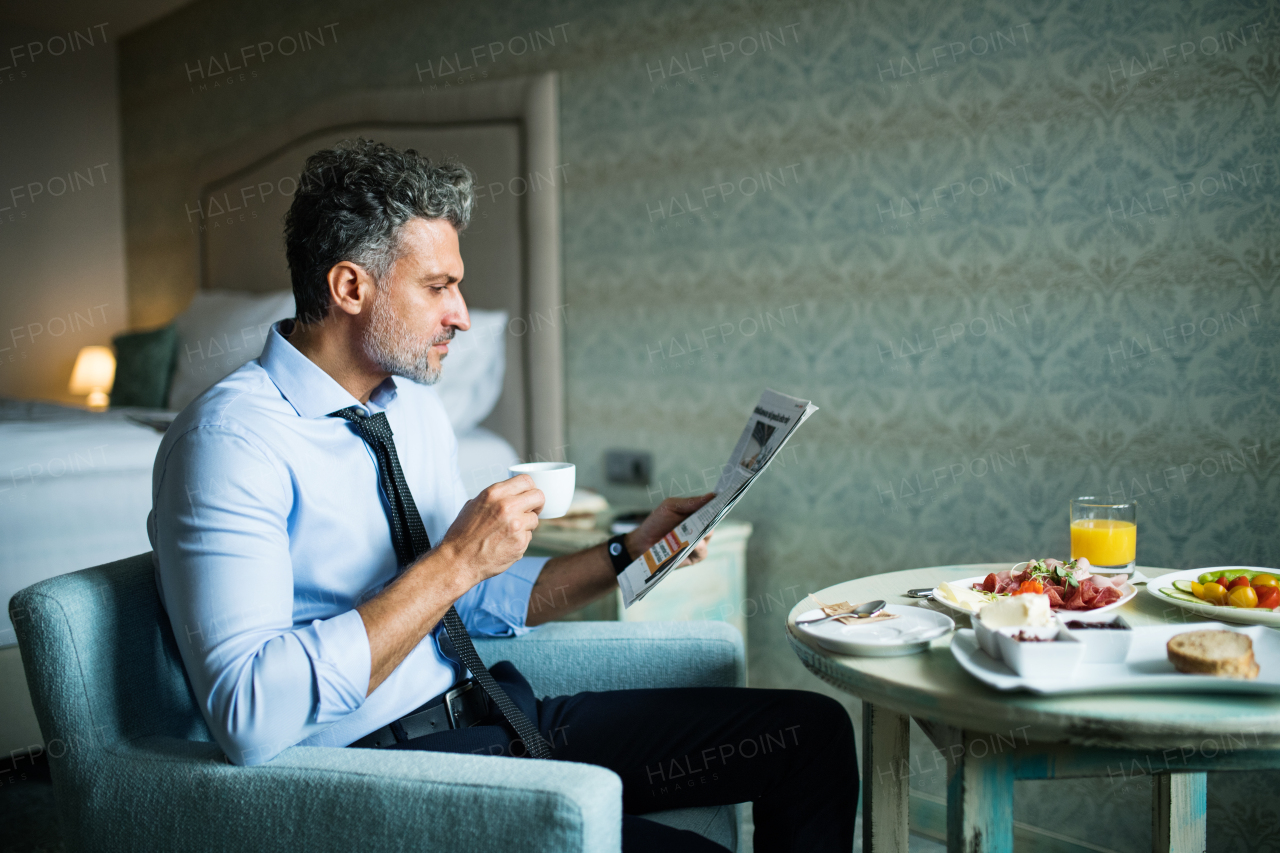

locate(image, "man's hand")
[[435, 474, 544, 585], [625, 493, 717, 568], [525, 492, 720, 626], [356, 474, 543, 696]]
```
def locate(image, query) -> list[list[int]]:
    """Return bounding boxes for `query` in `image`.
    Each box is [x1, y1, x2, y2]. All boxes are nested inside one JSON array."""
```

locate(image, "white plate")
[[795, 605, 954, 656], [931, 575, 1137, 618], [951, 622, 1280, 694], [1146, 566, 1280, 627]]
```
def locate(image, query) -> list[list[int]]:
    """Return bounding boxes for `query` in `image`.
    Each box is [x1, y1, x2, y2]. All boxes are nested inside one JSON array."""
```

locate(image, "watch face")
[[609, 543, 622, 555]]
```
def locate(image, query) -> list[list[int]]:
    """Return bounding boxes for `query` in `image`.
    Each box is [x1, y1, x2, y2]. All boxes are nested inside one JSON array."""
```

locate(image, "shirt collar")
[[260, 319, 400, 419]]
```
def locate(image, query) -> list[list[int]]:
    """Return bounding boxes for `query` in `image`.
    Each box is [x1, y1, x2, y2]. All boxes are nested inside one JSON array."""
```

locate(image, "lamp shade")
[[69, 345, 116, 395]]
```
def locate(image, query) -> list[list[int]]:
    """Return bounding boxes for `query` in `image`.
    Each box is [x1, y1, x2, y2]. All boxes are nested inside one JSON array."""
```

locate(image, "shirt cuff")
[[467, 556, 549, 637], [300, 608, 371, 724]]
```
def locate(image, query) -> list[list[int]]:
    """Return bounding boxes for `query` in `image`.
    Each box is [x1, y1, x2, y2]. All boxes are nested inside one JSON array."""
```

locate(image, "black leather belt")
[[350, 680, 489, 748]]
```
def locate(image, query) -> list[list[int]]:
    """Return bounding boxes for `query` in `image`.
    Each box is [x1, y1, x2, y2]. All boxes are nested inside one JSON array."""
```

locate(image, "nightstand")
[[527, 520, 753, 650]]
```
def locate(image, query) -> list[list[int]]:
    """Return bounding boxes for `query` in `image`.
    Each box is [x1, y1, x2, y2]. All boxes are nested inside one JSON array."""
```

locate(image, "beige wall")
[[0, 22, 127, 404]]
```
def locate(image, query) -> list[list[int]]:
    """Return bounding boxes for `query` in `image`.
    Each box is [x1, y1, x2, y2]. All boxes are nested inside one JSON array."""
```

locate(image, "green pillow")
[[110, 323, 179, 409]]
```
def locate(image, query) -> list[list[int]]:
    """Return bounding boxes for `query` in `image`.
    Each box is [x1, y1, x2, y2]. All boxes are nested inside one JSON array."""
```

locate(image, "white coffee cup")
[[509, 462, 576, 519]]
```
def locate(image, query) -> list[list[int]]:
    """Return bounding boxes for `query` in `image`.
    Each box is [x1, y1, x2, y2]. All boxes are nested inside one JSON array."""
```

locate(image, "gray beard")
[[361, 287, 453, 385]]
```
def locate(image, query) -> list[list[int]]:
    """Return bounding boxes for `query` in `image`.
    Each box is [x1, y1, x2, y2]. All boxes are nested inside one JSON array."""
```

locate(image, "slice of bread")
[[1167, 630, 1259, 679]]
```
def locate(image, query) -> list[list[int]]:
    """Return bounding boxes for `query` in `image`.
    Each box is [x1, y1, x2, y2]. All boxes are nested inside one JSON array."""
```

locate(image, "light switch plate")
[[605, 450, 652, 485]]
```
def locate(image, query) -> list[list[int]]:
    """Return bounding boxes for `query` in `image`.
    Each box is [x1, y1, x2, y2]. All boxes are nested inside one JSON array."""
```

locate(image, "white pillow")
[[168, 289, 296, 411], [433, 309, 508, 432]]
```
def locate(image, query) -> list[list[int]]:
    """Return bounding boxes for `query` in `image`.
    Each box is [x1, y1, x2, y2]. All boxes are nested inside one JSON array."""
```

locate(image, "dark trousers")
[[374, 662, 858, 852]]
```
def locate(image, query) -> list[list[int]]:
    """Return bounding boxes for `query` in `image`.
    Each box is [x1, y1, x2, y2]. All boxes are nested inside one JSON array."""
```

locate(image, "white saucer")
[[794, 605, 954, 656]]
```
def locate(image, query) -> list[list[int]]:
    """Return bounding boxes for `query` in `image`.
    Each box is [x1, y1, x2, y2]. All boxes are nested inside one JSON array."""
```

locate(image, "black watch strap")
[[605, 533, 633, 575]]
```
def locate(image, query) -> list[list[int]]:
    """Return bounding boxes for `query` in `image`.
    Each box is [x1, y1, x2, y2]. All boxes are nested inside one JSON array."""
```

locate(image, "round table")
[[786, 564, 1280, 853]]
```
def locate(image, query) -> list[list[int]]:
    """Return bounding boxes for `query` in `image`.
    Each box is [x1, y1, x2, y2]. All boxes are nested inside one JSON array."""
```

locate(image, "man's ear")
[[326, 261, 375, 317]]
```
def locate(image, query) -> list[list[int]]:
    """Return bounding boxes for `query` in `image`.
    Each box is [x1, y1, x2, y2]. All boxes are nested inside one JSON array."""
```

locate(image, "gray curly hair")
[[284, 138, 474, 324]]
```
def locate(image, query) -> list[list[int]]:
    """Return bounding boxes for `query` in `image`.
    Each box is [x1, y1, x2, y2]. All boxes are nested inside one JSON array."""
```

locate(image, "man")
[[148, 139, 855, 852]]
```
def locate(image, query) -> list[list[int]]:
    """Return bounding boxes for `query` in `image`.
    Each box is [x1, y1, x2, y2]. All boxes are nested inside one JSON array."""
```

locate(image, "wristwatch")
[[605, 533, 633, 575]]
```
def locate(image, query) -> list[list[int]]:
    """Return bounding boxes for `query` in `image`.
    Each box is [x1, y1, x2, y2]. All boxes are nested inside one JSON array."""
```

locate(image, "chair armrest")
[[474, 620, 745, 695], [82, 737, 620, 853]]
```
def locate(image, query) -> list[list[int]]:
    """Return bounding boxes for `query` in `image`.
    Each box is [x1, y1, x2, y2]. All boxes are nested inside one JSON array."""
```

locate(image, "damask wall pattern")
[[119, 0, 1277, 849]]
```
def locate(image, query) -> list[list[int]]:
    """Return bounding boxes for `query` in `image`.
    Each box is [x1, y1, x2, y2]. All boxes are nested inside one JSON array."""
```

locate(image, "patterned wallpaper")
[[120, 0, 1278, 849]]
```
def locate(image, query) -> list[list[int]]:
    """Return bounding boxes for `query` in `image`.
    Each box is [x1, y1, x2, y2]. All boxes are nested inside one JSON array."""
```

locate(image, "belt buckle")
[[444, 680, 476, 728]]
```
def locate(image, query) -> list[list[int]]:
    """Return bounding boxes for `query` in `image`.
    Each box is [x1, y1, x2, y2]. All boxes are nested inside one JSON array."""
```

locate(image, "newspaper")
[[618, 389, 818, 607]]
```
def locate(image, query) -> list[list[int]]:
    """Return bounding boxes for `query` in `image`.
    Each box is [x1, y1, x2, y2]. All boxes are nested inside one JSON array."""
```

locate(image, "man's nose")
[[446, 290, 471, 332]]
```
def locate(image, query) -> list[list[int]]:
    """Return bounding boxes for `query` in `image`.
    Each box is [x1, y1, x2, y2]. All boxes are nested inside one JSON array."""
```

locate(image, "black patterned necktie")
[[330, 406, 550, 758]]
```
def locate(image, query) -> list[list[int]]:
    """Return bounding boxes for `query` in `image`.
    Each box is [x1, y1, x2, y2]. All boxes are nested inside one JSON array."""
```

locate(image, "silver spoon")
[[797, 600, 886, 625]]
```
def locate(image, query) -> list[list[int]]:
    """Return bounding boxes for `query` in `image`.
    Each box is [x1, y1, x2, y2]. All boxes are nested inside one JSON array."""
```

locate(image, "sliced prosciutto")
[[973, 558, 1127, 612], [1055, 575, 1125, 610], [977, 571, 1020, 595]]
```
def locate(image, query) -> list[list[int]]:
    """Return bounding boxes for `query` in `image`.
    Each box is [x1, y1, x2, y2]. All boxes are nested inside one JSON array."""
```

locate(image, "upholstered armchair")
[[9, 553, 743, 851]]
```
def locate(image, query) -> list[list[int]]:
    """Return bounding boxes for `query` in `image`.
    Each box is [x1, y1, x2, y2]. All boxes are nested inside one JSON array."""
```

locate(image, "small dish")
[[973, 617, 1001, 658], [993, 625, 1082, 676], [793, 604, 954, 657], [1059, 613, 1133, 663], [974, 619, 1055, 659]]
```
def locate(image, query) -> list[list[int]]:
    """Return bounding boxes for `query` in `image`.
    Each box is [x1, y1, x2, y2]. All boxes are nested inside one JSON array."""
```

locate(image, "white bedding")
[[0, 402, 520, 646], [0, 406, 163, 646]]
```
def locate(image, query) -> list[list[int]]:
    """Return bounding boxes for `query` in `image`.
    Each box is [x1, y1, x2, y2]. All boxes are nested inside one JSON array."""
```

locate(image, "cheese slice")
[[936, 581, 991, 612], [979, 593, 1052, 628]]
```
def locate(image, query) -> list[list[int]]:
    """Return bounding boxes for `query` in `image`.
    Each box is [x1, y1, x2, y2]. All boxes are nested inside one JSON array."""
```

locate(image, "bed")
[[0, 401, 162, 647], [0, 311, 521, 648]]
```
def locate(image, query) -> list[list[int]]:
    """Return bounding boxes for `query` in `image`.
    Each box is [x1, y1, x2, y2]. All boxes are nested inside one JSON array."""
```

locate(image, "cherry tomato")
[[1251, 574, 1278, 588], [1228, 575, 1252, 590], [1016, 579, 1043, 595], [1258, 587, 1280, 609], [1229, 586, 1258, 608], [1217, 576, 1232, 588], [1202, 582, 1228, 606], [1191, 581, 1206, 600]]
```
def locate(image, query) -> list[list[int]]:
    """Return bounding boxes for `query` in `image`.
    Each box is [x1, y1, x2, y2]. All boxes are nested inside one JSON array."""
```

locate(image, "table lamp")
[[69, 345, 115, 410]]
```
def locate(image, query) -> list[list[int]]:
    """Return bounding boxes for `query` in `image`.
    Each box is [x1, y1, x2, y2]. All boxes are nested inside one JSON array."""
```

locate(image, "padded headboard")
[[186, 75, 564, 461], [197, 122, 529, 453]]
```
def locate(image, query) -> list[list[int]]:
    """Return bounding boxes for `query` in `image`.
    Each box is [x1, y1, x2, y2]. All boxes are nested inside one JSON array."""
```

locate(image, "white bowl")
[[974, 618, 1057, 661], [993, 625, 1082, 676], [973, 618, 1002, 659], [1058, 613, 1134, 663]]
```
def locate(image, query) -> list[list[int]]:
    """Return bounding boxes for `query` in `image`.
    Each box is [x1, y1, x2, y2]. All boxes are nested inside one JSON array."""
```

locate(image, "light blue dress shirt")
[[147, 320, 547, 766]]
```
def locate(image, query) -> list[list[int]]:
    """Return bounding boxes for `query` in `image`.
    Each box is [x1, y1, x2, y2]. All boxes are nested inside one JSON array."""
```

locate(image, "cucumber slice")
[[1172, 580, 1197, 594], [1160, 588, 1205, 605], [1198, 569, 1257, 584]]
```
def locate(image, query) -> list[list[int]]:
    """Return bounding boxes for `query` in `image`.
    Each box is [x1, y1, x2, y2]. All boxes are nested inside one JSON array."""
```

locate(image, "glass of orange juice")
[[1070, 497, 1136, 570]]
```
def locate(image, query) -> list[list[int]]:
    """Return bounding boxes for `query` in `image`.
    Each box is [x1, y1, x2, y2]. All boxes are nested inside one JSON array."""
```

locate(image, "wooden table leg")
[[862, 702, 910, 853], [1152, 772, 1207, 853], [944, 729, 1014, 853]]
